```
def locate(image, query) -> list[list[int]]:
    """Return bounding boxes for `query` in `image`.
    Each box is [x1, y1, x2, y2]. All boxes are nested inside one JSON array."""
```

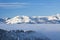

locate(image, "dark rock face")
[[0, 18, 6, 24], [0, 29, 50, 40]]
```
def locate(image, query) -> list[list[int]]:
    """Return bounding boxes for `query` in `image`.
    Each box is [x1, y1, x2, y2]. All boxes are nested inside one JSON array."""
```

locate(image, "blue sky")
[[0, 0, 60, 17]]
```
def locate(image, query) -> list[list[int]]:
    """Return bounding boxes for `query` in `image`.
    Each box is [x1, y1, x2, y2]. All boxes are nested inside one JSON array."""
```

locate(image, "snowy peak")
[[22, 16, 30, 23], [6, 16, 22, 24], [6, 16, 31, 24], [1, 14, 60, 24], [48, 16, 58, 20]]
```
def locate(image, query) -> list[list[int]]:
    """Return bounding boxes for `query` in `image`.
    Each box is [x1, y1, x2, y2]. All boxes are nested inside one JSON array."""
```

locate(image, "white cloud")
[[0, 3, 27, 8]]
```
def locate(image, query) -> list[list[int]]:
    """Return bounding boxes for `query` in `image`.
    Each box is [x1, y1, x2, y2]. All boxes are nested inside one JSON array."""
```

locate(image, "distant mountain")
[[1, 14, 60, 24]]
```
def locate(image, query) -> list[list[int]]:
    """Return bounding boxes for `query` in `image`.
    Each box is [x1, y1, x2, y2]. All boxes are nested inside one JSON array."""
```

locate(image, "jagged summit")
[[0, 14, 60, 24]]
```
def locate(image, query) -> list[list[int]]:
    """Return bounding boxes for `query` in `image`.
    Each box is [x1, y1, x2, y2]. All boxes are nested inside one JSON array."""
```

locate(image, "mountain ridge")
[[0, 14, 60, 24]]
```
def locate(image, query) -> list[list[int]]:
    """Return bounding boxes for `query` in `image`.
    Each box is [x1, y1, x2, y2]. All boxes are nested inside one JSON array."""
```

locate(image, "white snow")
[[0, 14, 59, 24], [48, 16, 58, 20], [6, 16, 22, 24], [22, 16, 30, 23]]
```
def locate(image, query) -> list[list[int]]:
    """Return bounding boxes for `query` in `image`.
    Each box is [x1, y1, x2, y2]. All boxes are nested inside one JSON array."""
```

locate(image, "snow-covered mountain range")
[[1, 14, 60, 24]]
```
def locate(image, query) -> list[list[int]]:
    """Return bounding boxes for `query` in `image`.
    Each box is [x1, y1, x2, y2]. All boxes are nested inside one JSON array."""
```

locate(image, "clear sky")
[[0, 0, 60, 17]]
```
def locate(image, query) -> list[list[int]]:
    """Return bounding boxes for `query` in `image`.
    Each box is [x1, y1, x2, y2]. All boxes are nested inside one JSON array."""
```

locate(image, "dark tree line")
[[0, 29, 50, 40]]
